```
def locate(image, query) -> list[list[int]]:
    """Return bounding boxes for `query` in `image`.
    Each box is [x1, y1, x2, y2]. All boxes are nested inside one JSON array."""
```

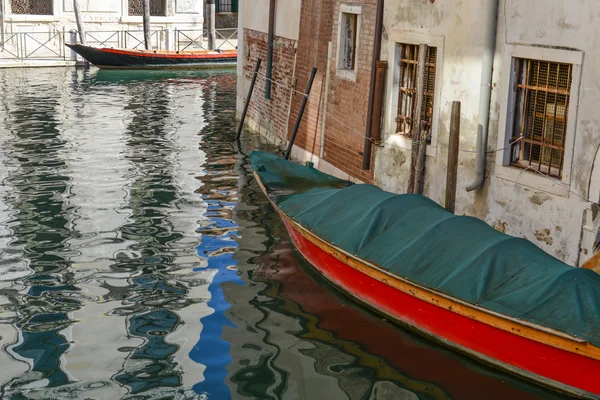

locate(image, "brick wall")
[[241, 0, 376, 183], [287, 0, 376, 183], [242, 28, 297, 147]]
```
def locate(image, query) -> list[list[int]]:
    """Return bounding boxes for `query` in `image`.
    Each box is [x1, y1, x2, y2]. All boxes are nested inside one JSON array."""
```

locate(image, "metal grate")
[[396, 44, 437, 139], [510, 59, 572, 178], [128, 0, 167, 16], [10, 0, 53, 15]]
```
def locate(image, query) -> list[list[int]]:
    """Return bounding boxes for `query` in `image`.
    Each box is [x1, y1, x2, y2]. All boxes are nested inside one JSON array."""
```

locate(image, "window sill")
[[216, 12, 237, 15], [335, 68, 357, 82], [6, 15, 60, 23], [495, 165, 570, 197], [120, 16, 202, 24]]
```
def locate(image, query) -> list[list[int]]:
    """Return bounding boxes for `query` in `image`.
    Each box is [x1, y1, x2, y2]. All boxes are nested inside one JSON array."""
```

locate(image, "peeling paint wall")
[[374, 0, 600, 266]]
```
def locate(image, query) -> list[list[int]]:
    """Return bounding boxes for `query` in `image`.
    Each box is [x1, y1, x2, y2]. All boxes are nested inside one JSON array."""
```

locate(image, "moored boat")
[[250, 151, 600, 399], [65, 43, 237, 69]]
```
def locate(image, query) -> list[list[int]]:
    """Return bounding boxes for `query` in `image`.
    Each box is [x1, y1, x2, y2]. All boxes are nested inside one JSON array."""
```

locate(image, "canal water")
[[0, 68, 568, 400]]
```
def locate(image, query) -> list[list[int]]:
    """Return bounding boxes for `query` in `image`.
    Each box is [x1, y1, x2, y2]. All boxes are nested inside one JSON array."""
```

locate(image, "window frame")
[[8, 0, 54, 15], [127, 0, 167, 17], [495, 45, 583, 197], [335, 4, 361, 82], [384, 31, 444, 158]]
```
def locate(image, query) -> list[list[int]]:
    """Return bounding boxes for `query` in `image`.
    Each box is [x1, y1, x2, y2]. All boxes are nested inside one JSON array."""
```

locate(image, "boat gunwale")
[[67, 44, 237, 60], [252, 171, 600, 362]]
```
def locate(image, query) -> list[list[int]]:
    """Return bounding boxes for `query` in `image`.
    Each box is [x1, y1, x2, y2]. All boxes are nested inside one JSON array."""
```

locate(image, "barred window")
[[510, 59, 573, 178], [10, 0, 53, 15], [396, 44, 437, 139], [128, 0, 166, 16]]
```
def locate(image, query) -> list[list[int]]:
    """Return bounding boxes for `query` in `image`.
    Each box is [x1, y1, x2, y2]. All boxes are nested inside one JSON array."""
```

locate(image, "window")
[[128, 0, 166, 16], [216, 0, 238, 13], [336, 5, 361, 80], [509, 59, 573, 178], [339, 13, 357, 70], [396, 44, 437, 140], [10, 0, 53, 15]]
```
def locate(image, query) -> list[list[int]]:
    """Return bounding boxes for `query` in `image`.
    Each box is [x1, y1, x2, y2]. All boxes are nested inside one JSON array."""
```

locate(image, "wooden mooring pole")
[[407, 44, 427, 194], [445, 101, 461, 213], [0, 0, 5, 48], [284, 67, 318, 160], [235, 58, 262, 141], [206, 0, 216, 50], [73, 0, 86, 44], [142, 0, 151, 50]]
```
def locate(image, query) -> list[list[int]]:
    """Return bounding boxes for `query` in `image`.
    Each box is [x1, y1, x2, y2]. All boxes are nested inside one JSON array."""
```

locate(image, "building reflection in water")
[[0, 67, 569, 400]]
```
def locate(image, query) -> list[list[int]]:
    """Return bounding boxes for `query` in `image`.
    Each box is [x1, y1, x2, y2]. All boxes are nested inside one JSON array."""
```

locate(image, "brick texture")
[[241, 0, 376, 183], [243, 29, 297, 145], [287, 0, 376, 183]]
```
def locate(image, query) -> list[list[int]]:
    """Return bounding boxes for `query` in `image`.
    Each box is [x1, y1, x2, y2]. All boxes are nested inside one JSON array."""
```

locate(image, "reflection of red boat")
[[65, 43, 237, 69], [251, 151, 600, 399], [255, 242, 551, 400]]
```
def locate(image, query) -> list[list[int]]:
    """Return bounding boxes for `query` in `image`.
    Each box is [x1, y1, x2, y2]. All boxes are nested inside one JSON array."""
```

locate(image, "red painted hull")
[[282, 218, 600, 398]]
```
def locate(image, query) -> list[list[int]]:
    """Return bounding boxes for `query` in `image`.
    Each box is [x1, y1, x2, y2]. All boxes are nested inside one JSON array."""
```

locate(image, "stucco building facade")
[[237, 0, 600, 268]]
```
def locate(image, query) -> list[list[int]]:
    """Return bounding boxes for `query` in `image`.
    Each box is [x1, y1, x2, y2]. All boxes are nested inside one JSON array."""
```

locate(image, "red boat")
[[65, 43, 237, 69], [251, 151, 600, 399]]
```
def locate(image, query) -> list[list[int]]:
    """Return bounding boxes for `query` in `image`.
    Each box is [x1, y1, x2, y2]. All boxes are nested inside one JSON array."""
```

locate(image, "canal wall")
[[237, 0, 600, 268]]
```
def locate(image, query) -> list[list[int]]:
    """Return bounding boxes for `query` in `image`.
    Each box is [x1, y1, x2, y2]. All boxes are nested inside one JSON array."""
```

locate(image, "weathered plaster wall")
[[375, 0, 600, 265], [240, 0, 301, 41]]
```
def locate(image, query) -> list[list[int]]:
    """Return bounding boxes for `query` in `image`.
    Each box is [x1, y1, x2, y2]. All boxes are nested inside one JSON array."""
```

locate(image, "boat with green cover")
[[250, 150, 600, 399]]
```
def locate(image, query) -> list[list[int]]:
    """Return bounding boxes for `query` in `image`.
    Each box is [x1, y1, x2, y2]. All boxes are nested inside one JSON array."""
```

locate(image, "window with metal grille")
[[339, 12, 358, 71], [10, 0, 53, 15], [217, 0, 238, 13], [396, 44, 437, 139], [128, 0, 167, 16], [510, 59, 572, 178]]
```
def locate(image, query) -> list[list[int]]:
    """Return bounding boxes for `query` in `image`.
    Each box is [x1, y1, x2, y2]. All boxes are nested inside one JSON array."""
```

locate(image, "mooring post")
[[142, 0, 151, 50], [445, 101, 461, 213], [206, 0, 216, 50], [235, 57, 262, 141], [284, 67, 318, 160], [407, 44, 427, 194], [73, 0, 86, 44]]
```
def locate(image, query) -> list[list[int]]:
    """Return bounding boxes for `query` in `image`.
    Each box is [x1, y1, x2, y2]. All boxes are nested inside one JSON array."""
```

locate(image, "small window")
[[339, 12, 358, 71], [396, 44, 437, 139], [216, 0, 238, 13], [128, 0, 167, 16], [509, 58, 573, 178], [10, 0, 53, 15]]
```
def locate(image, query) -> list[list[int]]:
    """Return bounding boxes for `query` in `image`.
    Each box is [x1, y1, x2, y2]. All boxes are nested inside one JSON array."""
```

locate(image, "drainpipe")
[[465, 0, 500, 191], [362, 0, 385, 170], [265, 0, 275, 99]]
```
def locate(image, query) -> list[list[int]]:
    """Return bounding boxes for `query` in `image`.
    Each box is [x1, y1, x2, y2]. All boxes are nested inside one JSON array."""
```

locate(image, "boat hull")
[[65, 44, 237, 69], [279, 216, 600, 399]]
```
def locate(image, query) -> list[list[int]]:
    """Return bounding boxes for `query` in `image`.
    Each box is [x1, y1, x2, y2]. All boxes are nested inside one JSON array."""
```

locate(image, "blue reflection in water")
[[191, 198, 243, 399]]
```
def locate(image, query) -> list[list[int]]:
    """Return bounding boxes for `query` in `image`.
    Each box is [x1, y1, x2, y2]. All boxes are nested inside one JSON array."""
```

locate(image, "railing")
[[0, 30, 69, 60], [0, 28, 238, 61], [175, 28, 238, 52], [84, 29, 163, 50]]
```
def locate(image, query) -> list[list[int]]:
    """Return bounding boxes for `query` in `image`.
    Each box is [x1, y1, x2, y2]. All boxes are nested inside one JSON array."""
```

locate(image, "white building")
[[0, 0, 238, 66]]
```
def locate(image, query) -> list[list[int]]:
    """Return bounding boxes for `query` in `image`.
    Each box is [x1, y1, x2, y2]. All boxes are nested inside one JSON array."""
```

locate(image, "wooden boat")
[[250, 151, 600, 399], [65, 43, 237, 69]]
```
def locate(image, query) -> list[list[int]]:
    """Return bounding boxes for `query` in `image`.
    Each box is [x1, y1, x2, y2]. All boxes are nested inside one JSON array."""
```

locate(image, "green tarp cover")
[[251, 151, 600, 347]]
